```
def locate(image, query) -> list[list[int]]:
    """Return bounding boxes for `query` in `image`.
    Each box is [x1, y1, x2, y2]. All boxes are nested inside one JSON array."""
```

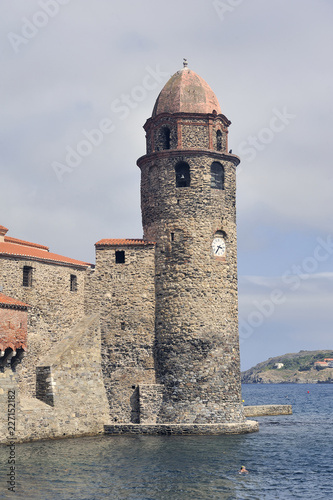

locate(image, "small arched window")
[[211, 162, 224, 190], [175, 162, 191, 187], [161, 127, 171, 150], [216, 130, 222, 151]]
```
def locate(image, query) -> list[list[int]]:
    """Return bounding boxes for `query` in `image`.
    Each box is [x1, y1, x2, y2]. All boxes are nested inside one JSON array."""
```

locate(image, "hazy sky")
[[1, 0, 332, 370]]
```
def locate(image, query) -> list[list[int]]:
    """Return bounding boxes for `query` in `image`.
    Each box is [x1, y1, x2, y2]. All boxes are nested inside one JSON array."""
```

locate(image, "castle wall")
[[0, 314, 110, 443], [0, 256, 87, 395], [85, 243, 156, 423]]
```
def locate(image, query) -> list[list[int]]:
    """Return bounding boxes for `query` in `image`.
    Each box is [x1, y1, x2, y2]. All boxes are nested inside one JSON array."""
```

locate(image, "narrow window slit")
[[115, 250, 125, 264], [22, 266, 33, 287], [70, 274, 77, 292]]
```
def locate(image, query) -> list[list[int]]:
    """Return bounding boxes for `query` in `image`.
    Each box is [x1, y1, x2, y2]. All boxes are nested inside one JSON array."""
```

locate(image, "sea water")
[[0, 384, 331, 499]]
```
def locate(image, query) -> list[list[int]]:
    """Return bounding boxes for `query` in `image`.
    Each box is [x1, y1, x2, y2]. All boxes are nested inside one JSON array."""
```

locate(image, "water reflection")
[[0, 435, 253, 500], [0, 384, 331, 499]]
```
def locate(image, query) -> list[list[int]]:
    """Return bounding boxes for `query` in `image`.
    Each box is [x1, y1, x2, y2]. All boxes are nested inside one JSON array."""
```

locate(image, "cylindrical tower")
[[137, 62, 245, 424]]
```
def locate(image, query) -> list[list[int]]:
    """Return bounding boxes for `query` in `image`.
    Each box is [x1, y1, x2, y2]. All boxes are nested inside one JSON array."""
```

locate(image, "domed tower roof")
[[152, 61, 222, 117]]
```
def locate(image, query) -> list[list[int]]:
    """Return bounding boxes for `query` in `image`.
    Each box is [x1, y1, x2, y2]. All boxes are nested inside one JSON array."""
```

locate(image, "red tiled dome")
[[152, 66, 222, 117]]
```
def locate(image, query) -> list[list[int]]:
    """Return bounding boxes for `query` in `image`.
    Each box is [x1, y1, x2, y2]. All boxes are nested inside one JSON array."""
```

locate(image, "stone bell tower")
[[137, 61, 249, 427]]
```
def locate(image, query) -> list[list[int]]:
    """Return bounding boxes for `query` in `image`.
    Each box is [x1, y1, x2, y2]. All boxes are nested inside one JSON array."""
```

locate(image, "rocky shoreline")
[[241, 350, 333, 384]]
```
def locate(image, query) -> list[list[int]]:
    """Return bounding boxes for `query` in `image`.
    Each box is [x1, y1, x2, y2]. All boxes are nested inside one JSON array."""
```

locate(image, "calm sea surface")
[[0, 384, 332, 499]]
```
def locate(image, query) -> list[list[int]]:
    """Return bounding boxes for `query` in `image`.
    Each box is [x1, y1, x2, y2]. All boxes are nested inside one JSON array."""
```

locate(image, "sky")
[[1, 0, 332, 370]]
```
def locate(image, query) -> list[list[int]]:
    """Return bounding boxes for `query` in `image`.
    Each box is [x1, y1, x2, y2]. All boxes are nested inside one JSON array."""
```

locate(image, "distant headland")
[[242, 350, 333, 384]]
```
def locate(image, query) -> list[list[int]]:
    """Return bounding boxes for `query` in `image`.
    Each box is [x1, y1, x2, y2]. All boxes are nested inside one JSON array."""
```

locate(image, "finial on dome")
[[183, 58, 188, 68]]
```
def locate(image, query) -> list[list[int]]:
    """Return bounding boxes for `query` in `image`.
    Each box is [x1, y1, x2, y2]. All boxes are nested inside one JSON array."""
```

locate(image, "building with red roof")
[[0, 225, 91, 267], [0, 224, 93, 386]]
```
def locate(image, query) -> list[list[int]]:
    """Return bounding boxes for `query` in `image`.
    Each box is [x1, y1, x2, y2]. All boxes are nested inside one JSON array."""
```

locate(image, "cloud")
[[1, 0, 332, 368], [238, 272, 333, 368]]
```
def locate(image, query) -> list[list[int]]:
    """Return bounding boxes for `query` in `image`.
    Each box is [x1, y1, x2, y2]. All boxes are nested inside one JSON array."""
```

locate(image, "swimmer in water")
[[239, 466, 249, 474]]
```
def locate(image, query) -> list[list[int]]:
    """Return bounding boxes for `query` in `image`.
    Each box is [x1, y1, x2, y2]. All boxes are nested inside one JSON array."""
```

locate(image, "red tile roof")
[[0, 293, 29, 309], [152, 67, 222, 117], [0, 241, 92, 268], [95, 238, 156, 247], [4, 236, 49, 251], [0, 225, 8, 235]]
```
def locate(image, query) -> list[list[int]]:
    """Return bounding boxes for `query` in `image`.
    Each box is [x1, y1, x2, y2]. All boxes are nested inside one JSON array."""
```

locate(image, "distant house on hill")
[[324, 358, 333, 368], [273, 363, 284, 369], [314, 361, 329, 369]]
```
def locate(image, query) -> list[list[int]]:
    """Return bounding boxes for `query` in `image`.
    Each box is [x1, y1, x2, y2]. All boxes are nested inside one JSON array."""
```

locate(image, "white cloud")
[[238, 272, 333, 368], [1, 0, 332, 368]]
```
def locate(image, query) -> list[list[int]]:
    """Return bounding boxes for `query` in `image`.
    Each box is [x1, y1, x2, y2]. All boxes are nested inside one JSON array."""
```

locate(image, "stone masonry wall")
[[0, 314, 111, 444], [0, 257, 87, 396], [85, 244, 156, 424], [138, 384, 164, 424], [244, 405, 292, 417], [105, 420, 259, 435], [0, 371, 18, 444], [145, 113, 229, 153], [181, 122, 209, 149], [138, 112, 243, 424]]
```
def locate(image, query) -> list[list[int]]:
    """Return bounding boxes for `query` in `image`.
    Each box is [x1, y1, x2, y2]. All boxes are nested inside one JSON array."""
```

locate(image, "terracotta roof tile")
[[95, 238, 156, 247], [0, 241, 92, 268], [152, 67, 222, 117], [4, 236, 49, 251], [0, 293, 29, 308]]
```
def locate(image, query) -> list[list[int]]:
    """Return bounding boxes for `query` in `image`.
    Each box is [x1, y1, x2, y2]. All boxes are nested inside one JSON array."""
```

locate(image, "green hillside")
[[242, 350, 333, 383]]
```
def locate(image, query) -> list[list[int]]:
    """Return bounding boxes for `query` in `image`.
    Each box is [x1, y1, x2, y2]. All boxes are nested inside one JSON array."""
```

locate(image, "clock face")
[[212, 237, 226, 257]]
